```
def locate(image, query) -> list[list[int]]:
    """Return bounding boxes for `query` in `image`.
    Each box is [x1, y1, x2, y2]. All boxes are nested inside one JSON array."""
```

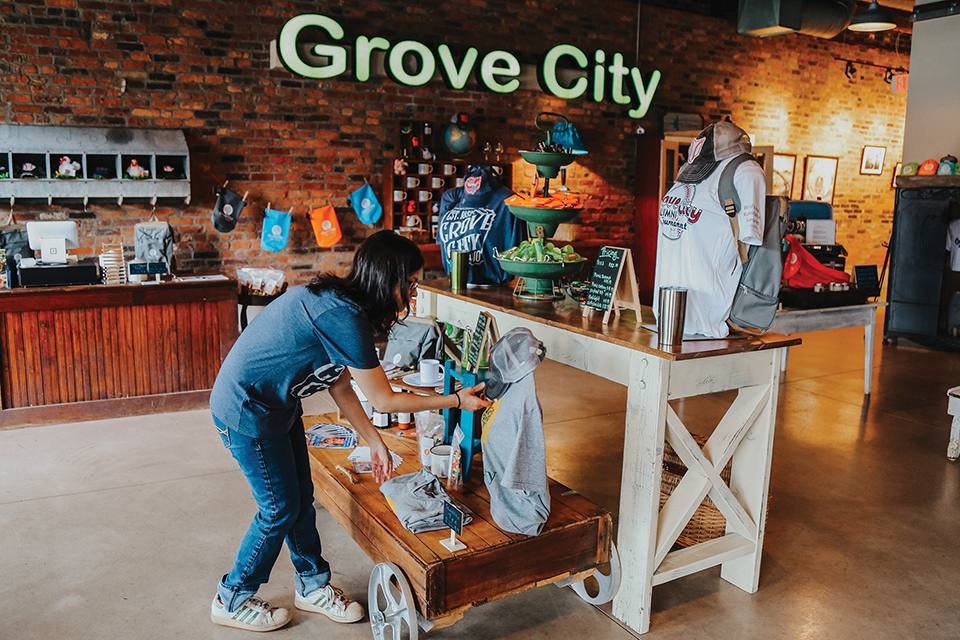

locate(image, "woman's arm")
[[327, 371, 394, 483], [348, 365, 491, 414]]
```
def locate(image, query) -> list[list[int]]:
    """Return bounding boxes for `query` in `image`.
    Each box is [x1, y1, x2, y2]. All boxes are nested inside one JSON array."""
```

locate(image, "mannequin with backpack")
[[654, 121, 789, 339]]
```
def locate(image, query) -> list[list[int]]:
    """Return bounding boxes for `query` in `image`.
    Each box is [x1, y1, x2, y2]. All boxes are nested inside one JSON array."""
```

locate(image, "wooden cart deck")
[[304, 414, 612, 629]]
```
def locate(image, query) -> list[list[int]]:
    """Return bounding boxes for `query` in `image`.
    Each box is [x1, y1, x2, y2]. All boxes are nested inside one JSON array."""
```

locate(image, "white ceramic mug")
[[443, 164, 456, 176], [393, 189, 407, 202], [418, 190, 433, 202], [430, 445, 452, 478], [405, 176, 420, 188], [419, 358, 443, 384], [418, 163, 433, 175], [431, 177, 444, 188], [455, 177, 464, 187]]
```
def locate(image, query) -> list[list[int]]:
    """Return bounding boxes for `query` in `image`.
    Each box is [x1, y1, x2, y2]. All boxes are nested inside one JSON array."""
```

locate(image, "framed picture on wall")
[[802, 155, 839, 204], [772, 153, 797, 198], [891, 162, 902, 188], [860, 145, 886, 175]]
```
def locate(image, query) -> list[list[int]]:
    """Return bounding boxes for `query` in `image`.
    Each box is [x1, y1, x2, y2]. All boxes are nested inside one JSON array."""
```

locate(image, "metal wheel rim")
[[570, 542, 621, 605], [368, 562, 419, 640]]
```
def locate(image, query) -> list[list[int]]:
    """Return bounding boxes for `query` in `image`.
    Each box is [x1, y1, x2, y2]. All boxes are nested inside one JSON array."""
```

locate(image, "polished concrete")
[[2, 317, 959, 639]]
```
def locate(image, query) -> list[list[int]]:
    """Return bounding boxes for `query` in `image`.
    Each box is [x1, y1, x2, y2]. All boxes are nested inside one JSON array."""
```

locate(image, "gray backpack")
[[718, 154, 790, 335]]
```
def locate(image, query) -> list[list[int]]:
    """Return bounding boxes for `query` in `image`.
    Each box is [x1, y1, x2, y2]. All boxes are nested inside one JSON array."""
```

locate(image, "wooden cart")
[[305, 414, 618, 639]]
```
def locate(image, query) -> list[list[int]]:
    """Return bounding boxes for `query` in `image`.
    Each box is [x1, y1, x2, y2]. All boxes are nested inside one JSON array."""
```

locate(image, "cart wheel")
[[368, 562, 419, 640], [570, 542, 620, 605]]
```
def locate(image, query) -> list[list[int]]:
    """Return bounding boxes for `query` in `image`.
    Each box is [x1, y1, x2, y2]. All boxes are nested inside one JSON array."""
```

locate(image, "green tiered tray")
[[506, 204, 583, 239], [496, 257, 587, 298]]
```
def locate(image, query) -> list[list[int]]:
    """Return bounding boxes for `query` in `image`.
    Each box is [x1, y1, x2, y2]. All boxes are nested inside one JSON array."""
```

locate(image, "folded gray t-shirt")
[[380, 468, 473, 534]]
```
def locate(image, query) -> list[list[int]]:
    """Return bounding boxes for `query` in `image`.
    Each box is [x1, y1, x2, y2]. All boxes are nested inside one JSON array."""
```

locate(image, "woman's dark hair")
[[307, 230, 424, 337]]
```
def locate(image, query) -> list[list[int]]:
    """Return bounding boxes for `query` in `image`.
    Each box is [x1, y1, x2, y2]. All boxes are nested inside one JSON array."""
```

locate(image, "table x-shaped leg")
[[653, 383, 771, 577]]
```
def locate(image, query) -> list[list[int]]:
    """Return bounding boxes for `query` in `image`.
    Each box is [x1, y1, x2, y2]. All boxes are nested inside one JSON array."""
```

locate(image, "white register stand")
[[417, 281, 800, 634]]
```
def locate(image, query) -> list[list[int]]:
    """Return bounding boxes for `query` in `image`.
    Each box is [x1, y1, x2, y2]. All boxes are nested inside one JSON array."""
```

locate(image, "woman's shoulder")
[[297, 285, 365, 316]]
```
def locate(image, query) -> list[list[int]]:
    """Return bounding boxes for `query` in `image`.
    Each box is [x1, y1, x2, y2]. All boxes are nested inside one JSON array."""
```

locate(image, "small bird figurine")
[[57, 156, 81, 178], [126, 159, 149, 178]]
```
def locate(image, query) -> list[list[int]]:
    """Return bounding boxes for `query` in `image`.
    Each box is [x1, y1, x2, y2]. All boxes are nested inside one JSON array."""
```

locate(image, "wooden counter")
[[0, 277, 238, 428]]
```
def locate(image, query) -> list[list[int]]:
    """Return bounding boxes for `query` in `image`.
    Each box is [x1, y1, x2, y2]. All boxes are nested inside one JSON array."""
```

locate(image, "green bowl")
[[518, 151, 582, 178], [497, 257, 586, 280], [506, 204, 583, 238], [497, 257, 587, 295]]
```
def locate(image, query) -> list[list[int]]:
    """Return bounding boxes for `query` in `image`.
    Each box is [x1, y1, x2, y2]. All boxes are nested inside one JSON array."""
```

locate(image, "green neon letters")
[[277, 14, 660, 119]]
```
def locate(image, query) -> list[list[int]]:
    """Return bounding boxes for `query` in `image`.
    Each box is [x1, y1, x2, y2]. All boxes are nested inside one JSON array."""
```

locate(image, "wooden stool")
[[948, 386, 960, 461]]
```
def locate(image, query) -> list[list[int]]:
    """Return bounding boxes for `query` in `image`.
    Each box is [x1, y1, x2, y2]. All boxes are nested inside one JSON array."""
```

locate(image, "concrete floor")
[[2, 318, 960, 639]]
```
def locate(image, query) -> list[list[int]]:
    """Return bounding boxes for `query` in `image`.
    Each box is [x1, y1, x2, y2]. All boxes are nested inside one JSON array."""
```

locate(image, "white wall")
[[902, 6, 960, 162]]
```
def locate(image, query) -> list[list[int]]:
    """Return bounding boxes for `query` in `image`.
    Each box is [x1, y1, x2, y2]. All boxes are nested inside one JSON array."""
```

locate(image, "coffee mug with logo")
[[418, 190, 433, 202], [405, 176, 420, 188], [418, 163, 433, 175], [393, 190, 407, 202], [443, 164, 456, 176], [431, 177, 444, 189]]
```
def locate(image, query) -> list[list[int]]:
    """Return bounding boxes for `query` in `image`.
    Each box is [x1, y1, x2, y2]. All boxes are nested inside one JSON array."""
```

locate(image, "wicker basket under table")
[[660, 434, 769, 548]]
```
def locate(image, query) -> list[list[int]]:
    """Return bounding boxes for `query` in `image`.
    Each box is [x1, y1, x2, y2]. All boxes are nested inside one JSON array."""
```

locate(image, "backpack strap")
[[719, 153, 762, 265], [718, 153, 762, 218]]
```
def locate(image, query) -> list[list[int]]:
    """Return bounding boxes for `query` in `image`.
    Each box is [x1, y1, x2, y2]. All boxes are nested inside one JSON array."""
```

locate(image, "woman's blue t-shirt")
[[210, 285, 380, 438]]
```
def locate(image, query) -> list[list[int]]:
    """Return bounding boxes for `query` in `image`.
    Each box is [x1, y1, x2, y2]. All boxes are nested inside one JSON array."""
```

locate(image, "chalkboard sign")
[[854, 265, 880, 298], [585, 246, 627, 313], [466, 312, 491, 372], [443, 500, 465, 535]]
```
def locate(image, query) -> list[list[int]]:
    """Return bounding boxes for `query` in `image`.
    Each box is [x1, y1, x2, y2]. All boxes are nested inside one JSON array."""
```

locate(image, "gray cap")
[[675, 121, 753, 184], [483, 327, 546, 400]]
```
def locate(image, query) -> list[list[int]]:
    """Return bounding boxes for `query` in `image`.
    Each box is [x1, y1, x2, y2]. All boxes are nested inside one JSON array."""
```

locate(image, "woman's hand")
[[458, 382, 492, 412], [368, 437, 395, 483]]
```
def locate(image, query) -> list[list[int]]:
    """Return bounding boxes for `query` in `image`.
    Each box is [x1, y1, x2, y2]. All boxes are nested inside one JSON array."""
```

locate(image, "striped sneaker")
[[210, 594, 291, 632], [294, 583, 365, 623]]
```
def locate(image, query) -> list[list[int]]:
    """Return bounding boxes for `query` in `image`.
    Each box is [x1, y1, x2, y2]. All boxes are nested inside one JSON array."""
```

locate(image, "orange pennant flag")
[[309, 206, 342, 247]]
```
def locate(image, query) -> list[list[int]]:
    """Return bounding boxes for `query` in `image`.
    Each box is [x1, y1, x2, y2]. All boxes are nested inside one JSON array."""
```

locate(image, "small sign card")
[[440, 501, 467, 552]]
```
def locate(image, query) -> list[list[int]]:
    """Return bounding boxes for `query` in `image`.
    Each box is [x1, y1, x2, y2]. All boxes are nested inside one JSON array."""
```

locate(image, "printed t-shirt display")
[[436, 164, 523, 286], [480, 375, 550, 536], [947, 218, 960, 272], [653, 155, 766, 338], [210, 285, 379, 438]]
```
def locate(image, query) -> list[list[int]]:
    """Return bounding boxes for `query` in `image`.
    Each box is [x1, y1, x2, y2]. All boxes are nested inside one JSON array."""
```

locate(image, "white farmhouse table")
[[416, 281, 800, 634], [769, 302, 885, 395]]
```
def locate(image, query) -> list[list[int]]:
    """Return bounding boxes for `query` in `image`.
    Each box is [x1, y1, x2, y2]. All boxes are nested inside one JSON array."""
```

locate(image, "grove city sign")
[[277, 14, 661, 119]]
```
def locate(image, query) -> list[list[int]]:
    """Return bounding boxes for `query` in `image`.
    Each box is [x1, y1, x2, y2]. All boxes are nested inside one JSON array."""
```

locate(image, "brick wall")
[[1, 0, 907, 282]]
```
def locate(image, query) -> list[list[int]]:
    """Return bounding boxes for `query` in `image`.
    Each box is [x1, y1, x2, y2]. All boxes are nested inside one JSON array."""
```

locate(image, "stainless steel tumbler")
[[657, 286, 688, 347], [450, 251, 468, 292]]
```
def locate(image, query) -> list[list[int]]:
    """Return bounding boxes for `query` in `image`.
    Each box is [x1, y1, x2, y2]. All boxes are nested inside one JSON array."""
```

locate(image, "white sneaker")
[[295, 583, 365, 623], [211, 594, 291, 632]]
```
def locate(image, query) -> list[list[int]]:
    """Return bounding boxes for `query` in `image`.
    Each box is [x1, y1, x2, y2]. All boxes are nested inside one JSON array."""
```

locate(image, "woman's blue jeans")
[[215, 417, 331, 613]]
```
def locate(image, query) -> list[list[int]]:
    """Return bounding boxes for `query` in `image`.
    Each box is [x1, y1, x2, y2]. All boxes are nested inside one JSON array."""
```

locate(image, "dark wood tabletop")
[[419, 279, 800, 362]]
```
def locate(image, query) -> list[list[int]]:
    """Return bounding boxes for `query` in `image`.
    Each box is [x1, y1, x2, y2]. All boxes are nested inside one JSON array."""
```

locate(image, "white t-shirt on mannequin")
[[653, 156, 766, 338]]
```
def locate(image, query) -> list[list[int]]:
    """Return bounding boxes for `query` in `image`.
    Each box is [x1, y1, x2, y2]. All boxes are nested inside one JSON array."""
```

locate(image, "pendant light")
[[848, 1, 896, 32]]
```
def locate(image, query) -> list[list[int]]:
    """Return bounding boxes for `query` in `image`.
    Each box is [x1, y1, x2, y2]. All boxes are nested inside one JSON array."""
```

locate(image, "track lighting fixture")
[[845, 61, 857, 79]]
